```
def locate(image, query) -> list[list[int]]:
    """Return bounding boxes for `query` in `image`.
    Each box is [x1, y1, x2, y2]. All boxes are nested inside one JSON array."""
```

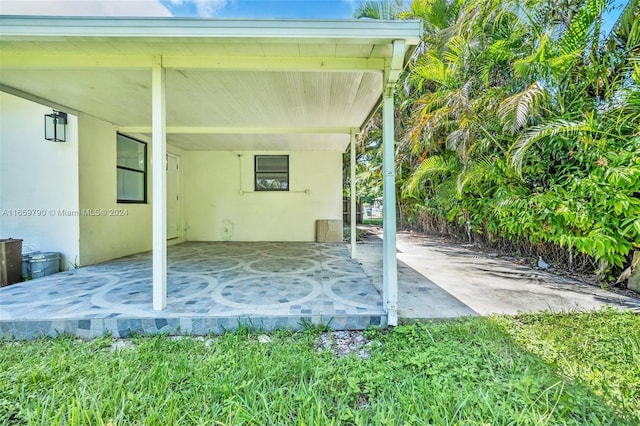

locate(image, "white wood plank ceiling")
[[0, 17, 421, 151]]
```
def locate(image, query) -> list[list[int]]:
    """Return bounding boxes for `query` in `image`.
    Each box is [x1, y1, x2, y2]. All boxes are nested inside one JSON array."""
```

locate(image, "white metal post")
[[382, 92, 398, 326], [152, 54, 167, 310], [350, 128, 357, 258]]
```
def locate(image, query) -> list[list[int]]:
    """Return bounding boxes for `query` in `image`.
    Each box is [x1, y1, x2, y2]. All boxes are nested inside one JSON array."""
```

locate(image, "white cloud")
[[193, 0, 230, 17], [341, 0, 365, 15], [0, 0, 172, 17], [342, 0, 363, 8], [163, 0, 229, 17]]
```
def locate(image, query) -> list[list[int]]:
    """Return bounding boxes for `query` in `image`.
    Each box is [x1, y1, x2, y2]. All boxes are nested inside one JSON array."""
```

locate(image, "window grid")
[[255, 155, 289, 192], [117, 133, 147, 204]]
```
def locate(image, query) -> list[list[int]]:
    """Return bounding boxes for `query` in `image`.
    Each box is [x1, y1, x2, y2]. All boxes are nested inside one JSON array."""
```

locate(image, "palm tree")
[[353, 0, 404, 19], [355, 0, 639, 274]]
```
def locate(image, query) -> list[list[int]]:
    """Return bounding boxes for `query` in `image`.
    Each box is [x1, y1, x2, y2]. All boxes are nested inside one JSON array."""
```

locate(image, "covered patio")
[[0, 242, 385, 339], [0, 17, 422, 332]]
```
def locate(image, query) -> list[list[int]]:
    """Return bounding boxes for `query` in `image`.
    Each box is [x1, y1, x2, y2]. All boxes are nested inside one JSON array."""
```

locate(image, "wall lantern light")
[[44, 110, 68, 142]]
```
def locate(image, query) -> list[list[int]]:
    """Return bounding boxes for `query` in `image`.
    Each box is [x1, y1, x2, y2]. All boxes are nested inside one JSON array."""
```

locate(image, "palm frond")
[[559, 0, 607, 55], [404, 105, 452, 153], [456, 155, 499, 195], [498, 81, 548, 133], [442, 79, 473, 119], [442, 35, 467, 65], [353, 0, 403, 19], [412, 54, 453, 87], [513, 32, 551, 78], [478, 39, 512, 86], [509, 119, 597, 172], [402, 155, 455, 197], [446, 128, 468, 152], [605, 0, 639, 53], [403, 91, 450, 148], [399, 0, 452, 31]]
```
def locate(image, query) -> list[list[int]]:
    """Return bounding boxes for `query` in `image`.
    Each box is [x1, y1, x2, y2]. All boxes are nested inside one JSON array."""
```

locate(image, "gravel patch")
[[317, 330, 378, 359]]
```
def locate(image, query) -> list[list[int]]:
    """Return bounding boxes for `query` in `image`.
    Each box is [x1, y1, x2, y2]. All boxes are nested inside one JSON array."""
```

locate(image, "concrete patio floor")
[[0, 242, 386, 339], [4, 231, 638, 340]]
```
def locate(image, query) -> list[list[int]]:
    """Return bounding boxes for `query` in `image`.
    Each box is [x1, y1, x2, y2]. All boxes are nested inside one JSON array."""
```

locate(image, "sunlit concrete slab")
[[357, 231, 640, 319]]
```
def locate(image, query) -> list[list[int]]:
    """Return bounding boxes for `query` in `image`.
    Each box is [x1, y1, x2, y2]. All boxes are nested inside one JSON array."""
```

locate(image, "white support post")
[[152, 54, 167, 311], [381, 39, 404, 326], [382, 92, 398, 326], [350, 128, 357, 259]]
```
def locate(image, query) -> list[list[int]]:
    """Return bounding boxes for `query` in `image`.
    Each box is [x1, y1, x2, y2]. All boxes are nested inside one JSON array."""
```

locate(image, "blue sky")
[[0, 0, 367, 18], [161, 0, 363, 19], [0, 0, 628, 32]]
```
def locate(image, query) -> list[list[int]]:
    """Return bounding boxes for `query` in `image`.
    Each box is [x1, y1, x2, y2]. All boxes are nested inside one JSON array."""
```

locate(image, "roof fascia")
[[0, 16, 422, 45]]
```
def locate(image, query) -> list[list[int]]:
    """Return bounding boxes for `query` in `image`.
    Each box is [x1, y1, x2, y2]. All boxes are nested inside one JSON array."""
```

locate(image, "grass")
[[1, 309, 638, 425], [495, 308, 640, 423]]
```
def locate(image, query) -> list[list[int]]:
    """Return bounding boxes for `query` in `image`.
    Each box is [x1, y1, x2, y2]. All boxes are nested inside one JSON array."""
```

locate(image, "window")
[[117, 133, 147, 203], [255, 155, 289, 191]]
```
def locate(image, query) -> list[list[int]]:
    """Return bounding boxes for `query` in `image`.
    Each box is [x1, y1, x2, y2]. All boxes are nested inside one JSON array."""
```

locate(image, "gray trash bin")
[[29, 252, 60, 279], [21, 251, 40, 280]]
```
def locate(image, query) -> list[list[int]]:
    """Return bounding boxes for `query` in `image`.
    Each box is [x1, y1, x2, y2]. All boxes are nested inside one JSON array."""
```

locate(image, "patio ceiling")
[[0, 17, 422, 151]]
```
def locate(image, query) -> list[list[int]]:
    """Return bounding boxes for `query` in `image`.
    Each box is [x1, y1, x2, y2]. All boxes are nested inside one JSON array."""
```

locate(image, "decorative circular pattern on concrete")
[[101, 277, 153, 304], [323, 259, 368, 274], [0, 273, 118, 306], [260, 246, 321, 258], [170, 257, 243, 273], [325, 278, 385, 307], [170, 242, 262, 259], [0, 242, 385, 331], [244, 258, 318, 274], [212, 275, 321, 309]]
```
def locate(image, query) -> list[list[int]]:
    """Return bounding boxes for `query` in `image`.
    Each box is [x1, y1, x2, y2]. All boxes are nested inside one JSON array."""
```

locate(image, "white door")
[[167, 153, 179, 239]]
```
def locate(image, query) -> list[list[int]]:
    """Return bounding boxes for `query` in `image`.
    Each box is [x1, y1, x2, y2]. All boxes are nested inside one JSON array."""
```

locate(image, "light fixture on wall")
[[44, 110, 68, 142]]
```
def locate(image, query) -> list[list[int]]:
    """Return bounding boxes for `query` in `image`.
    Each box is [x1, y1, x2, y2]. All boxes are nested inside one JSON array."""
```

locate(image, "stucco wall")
[[0, 92, 80, 268], [183, 150, 342, 241], [77, 115, 154, 265], [77, 115, 186, 265]]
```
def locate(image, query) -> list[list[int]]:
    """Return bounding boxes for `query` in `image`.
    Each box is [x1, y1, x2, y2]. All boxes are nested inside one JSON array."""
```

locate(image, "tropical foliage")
[[354, 0, 640, 279]]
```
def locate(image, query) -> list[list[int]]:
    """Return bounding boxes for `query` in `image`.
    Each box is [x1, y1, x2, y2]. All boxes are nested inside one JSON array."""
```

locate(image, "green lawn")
[[1, 308, 638, 425]]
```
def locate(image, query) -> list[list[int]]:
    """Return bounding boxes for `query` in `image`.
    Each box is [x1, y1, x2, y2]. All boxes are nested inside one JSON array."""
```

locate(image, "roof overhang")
[[0, 16, 422, 151]]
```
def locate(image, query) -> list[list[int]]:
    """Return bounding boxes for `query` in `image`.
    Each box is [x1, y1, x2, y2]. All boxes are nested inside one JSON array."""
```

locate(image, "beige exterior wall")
[[77, 114, 186, 265], [78, 115, 152, 265], [183, 150, 342, 241], [0, 92, 80, 268]]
